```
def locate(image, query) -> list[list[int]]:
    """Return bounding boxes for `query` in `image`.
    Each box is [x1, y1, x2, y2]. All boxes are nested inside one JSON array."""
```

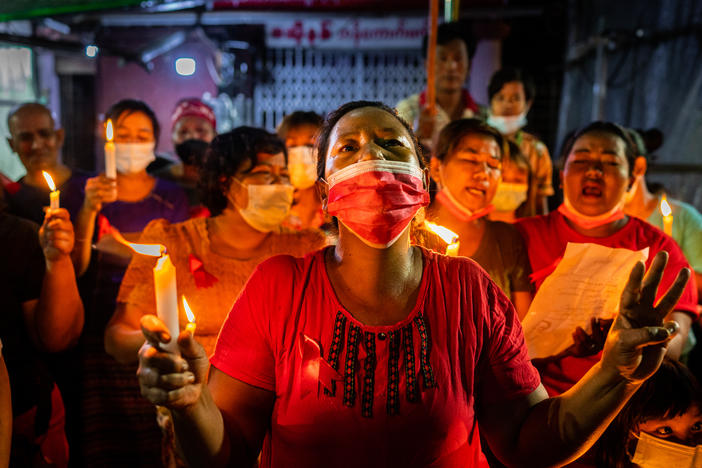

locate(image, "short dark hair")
[[627, 128, 647, 157], [315, 101, 424, 181], [434, 118, 506, 163], [105, 99, 161, 143], [487, 68, 536, 103], [198, 126, 286, 216], [277, 111, 324, 140], [422, 22, 477, 59], [559, 121, 637, 175], [596, 359, 702, 467]]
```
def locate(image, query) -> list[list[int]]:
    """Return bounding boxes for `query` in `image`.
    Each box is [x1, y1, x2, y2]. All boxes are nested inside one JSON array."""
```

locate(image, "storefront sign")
[[266, 17, 427, 49]]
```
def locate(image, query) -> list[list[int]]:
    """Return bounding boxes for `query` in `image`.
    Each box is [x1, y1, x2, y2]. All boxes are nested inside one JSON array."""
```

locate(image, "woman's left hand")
[[600, 251, 690, 384]]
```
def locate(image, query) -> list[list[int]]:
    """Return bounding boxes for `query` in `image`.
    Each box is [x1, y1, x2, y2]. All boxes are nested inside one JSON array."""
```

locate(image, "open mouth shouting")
[[581, 181, 603, 198]]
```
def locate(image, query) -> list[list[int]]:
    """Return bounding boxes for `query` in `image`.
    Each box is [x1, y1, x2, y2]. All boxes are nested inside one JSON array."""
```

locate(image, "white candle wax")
[[663, 215, 673, 237], [154, 253, 179, 353], [105, 120, 116, 179], [105, 141, 116, 179], [49, 190, 60, 210]]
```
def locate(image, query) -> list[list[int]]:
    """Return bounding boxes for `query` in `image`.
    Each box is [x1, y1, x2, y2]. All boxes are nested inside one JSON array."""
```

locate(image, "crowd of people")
[[1, 20, 701, 468]]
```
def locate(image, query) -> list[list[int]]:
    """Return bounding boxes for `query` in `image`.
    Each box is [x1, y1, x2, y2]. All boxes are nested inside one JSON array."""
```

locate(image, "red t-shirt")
[[212, 247, 540, 468], [516, 211, 698, 396]]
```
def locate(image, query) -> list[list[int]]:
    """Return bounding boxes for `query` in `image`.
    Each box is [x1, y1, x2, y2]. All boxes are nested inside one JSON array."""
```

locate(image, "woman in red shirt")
[[136, 102, 689, 468], [517, 122, 698, 396]]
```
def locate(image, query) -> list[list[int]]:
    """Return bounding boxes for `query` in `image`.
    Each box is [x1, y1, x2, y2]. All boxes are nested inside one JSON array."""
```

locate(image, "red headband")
[[171, 98, 216, 130]]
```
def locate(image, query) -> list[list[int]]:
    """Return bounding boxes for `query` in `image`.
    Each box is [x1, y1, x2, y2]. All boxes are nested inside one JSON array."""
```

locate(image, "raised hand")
[[137, 315, 209, 409], [39, 208, 75, 262], [600, 251, 690, 383], [83, 174, 117, 213]]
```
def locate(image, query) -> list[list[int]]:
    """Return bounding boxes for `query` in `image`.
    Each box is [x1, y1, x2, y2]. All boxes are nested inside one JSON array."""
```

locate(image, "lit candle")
[[660, 194, 673, 237], [42, 171, 60, 210], [153, 252, 179, 353], [104, 120, 116, 179], [424, 221, 460, 257], [445, 240, 460, 257], [182, 296, 196, 335], [118, 236, 180, 353]]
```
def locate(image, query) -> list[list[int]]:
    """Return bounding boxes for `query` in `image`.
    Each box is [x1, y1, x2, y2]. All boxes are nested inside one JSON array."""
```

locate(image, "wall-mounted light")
[[138, 30, 187, 70], [85, 45, 99, 58], [175, 57, 196, 76]]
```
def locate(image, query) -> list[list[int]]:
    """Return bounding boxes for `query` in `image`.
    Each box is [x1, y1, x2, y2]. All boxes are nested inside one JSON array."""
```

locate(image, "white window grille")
[[253, 48, 425, 130], [0, 45, 36, 180]]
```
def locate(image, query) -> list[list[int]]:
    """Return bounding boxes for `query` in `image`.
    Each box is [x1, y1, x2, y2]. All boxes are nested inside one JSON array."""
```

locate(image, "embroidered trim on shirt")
[[403, 323, 419, 402], [324, 311, 437, 416], [361, 331, 377, 417], [343, 324, 361, 407], [387, 329, 401, 415], [325, 311, 347, 397], [415, 314, 436, 389]]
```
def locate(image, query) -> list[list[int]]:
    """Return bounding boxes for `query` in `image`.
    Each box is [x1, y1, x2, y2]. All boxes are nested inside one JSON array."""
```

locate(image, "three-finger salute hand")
[[601, 251, 690, 384]]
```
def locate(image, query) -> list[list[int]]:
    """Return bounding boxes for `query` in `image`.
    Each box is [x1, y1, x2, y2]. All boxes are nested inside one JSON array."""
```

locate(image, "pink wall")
[[96, 39, 218, 164]]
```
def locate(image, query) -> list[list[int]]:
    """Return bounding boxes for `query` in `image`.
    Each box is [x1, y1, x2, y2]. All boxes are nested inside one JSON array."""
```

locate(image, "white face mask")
[[631, 431, 702, 468], [232, 182, 294, 233], [115, 142, 156, 174], [492, 182, 528, 212], [287, 146, 318, 189], [487, 112, 528, 135]]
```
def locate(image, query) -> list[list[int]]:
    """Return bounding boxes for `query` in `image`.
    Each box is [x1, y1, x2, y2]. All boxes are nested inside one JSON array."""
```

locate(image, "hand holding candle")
[[39, 207, 75, 262], [42, 171, 60, 210]]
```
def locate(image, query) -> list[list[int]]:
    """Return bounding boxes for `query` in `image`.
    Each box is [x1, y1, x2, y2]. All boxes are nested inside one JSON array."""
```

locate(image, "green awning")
[[0, 0, 144, 22]]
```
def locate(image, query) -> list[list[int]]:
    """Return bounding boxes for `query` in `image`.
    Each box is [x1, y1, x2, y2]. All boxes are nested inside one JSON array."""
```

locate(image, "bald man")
[[5, 103, 90, 224]]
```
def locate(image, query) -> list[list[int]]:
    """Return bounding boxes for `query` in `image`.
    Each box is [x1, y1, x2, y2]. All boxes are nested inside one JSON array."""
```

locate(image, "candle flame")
[[106, 120, 113, 141], [182, 297, 195, 323], [424, 221, 459, 245], [110, 227, 165, 257], [660, 195, 672, 217], [42, 171, 56, 191]]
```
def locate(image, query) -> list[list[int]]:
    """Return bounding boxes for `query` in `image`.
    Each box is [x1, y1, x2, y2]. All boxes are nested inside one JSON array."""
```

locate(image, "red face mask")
[[326, 160, 429, 248]]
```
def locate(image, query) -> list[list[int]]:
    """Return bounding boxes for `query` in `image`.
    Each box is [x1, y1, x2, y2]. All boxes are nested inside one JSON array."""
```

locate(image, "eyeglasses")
[[239, 164, 290, 184]]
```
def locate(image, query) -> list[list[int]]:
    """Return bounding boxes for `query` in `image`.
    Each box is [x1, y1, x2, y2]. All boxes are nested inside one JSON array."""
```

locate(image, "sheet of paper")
[[522, 242, 649, 359]]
